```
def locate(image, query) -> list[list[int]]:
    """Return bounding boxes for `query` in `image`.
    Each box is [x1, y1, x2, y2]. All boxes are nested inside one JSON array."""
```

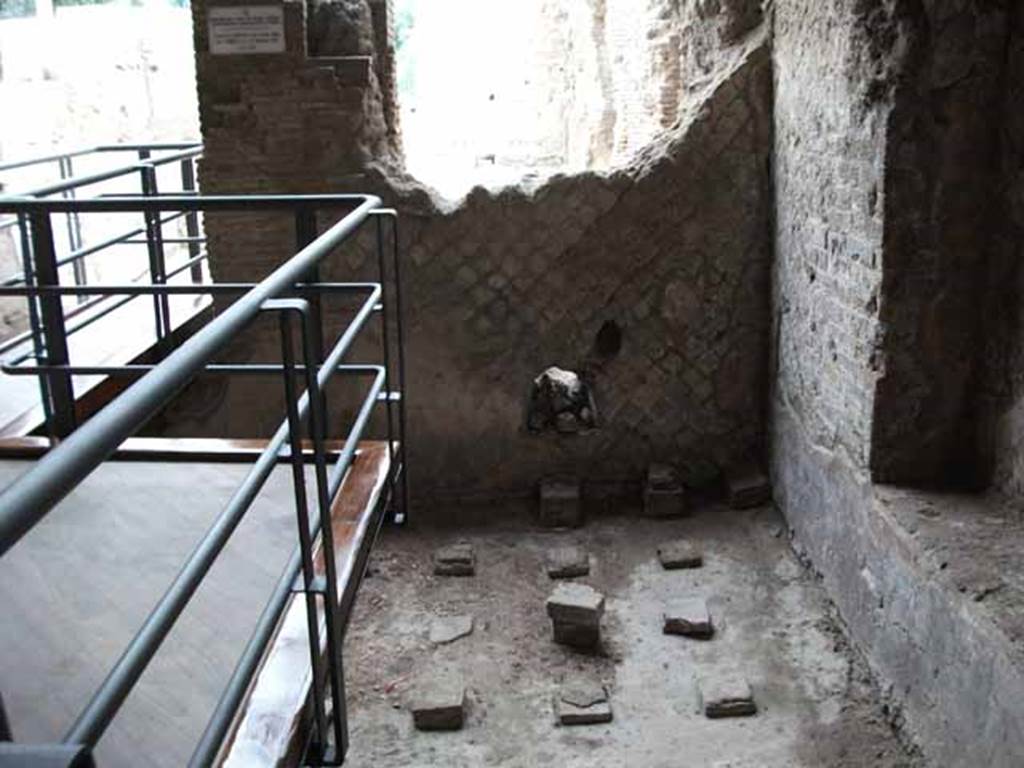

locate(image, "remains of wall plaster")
[[185, 0, 772, 497]]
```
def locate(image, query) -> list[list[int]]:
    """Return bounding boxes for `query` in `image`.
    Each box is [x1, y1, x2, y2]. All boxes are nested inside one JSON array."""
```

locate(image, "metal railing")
[[0, 143, 207, 437], [0, 192, 409, 767]]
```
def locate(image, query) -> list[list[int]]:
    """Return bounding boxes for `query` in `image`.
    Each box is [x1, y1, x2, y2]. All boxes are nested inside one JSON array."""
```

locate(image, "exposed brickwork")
[[193, 0, 400, 198], [770, 0, 890, 471], [770, 3, 1024, 765], [184, 0, 773, 498]]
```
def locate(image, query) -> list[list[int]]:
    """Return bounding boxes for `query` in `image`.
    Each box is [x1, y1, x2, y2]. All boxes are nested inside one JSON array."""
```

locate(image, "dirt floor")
[[341, 500, 924, 767]]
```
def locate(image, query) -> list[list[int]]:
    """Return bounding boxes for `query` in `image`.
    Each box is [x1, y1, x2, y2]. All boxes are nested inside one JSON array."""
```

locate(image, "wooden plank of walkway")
[[215, 441, 392, 767]]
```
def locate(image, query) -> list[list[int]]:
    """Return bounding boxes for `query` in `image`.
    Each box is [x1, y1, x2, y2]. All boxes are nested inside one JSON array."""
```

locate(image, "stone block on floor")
[[698, 673, 756, 718], [433, 542, 475, 576], [643, 463, 686, 518], [662, 597, 714, 638], [429, 614, 474, 645], [546, 545, 590, 578], [555, 682, 613, 725], [546, 582, 605, 649], [539, 476, 582, 528], [657, 539, 703, 569], [411, 675, 467, 731], [726, 464, 772, 509]]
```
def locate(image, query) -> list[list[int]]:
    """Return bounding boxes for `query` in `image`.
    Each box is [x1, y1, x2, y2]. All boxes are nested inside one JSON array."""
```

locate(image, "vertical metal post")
[[140, 165, 171, 357], [373, 214, 396, 513], [0, 690, 11, 741], [295, 304, 348, 763], [386, 212, 409, 523], [295, 207, 327, 438], [274, 307, 330, 764], [179, 158, 203, 284], [29, 211, 76, 438], [58, 156, 87, 301], [15, 212, 57, 436]]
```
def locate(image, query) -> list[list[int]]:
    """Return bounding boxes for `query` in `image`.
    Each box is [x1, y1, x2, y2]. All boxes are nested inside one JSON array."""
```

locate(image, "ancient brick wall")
[[382, 38, 772, 497], [770, 3, 1024, 763], [185, 0, 772, 499], [770, 0, 890, 472], [557, 0, 765, 172]]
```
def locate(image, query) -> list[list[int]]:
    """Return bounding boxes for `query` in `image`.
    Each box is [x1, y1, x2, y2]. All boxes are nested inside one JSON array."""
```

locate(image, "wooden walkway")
[[0, 457, 331, 766]]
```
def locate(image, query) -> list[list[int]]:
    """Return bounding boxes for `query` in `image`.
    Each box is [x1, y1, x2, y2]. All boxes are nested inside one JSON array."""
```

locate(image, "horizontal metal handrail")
[[0, 147, 96, 174], [0, 280, 379, 297], [0, 193, 381, 555], [0, 143, 201, 174], [2, 361, 392, 378], [94, 143, 202, 153], [0, 211, 191, 288], [11, 149, 202, 199], [0, 193, 375, 214], [0, 279, 375, 363]]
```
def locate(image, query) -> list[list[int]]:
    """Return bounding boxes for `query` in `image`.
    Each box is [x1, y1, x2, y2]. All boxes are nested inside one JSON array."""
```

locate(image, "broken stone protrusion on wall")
[[554, 682, 613, 726], [411, 675, 467, 731], [546, 582, 605, 649], [698, 672, 756, 718], [726, 463, 772, 509], [526, 366, 597, 435], [643, 463, 687, 518], [662, 597, 714, 638], [546, 545, 590, 579], [433, 542, 476, 576], [657, 539, 703, 569], [539, 476, 583, 528]]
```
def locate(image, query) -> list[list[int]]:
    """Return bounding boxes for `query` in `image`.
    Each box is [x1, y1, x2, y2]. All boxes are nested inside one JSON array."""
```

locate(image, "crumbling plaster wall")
[[187, 0, 773, 498]]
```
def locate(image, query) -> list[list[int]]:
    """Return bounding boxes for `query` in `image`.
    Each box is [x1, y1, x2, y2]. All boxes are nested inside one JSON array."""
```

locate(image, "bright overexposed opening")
[[395, 0, 682, 200]]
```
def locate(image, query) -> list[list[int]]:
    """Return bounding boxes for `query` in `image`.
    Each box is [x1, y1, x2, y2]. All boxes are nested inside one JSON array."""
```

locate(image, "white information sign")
[[208, 5, 286, 55]]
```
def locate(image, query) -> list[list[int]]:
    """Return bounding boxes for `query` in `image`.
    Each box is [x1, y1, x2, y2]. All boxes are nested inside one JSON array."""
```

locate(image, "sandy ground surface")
[[342, 501, 924, 767]]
